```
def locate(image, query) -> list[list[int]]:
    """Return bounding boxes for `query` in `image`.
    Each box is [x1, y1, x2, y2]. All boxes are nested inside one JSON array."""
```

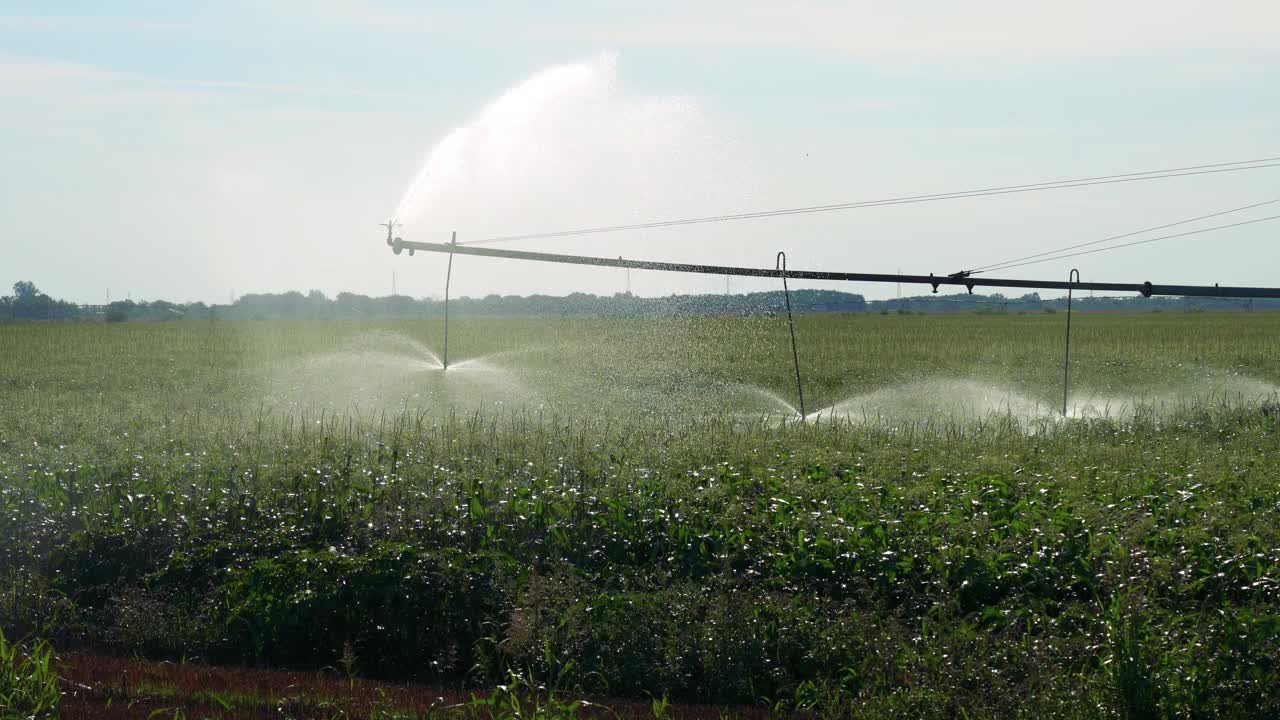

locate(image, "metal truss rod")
[[389, 239, 1280, 300], [775, 251, 806, 420]]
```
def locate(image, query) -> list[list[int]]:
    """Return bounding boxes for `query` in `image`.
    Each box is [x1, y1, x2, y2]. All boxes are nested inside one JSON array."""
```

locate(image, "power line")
[[457, 156, 1280, 246], [983, 214, 1280, 273], [969, 197, 1280, 275]]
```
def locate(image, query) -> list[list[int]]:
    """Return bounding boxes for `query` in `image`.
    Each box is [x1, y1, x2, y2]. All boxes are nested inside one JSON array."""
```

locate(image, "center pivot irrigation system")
[[380, 157, 1280, 419]]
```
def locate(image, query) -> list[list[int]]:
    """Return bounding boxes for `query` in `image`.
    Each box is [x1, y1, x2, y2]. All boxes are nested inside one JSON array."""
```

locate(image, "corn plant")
[[0, 631, 59, 720]]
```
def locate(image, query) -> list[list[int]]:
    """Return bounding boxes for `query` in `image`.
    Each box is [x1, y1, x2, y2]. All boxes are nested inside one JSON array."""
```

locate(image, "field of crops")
[[2, 313, 1279, 718]]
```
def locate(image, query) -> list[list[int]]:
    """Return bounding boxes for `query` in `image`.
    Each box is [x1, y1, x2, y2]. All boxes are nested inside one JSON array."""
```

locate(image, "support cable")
[[967, 197, 1280, 275], [455, 157, 1280, 247], [974, 214, 1280, 273]]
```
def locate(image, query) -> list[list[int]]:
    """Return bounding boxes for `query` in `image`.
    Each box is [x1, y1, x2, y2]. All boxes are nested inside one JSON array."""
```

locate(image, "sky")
[[1, 1, 1278, 304]]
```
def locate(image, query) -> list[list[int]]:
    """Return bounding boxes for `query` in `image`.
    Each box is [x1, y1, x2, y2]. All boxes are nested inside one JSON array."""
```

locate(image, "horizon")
[[9, 278, 1274, 318]]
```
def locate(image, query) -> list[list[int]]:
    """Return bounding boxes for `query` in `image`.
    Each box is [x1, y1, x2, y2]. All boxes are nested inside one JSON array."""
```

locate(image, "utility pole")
[[392, 269, 397, 297]]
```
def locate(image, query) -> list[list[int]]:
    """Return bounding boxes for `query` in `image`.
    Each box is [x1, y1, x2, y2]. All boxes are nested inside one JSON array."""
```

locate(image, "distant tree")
[[335, 292, 374, 318], [104, 301, 133, 323], [10, 281, 53, 319], [304, 290, 331, 319], [12, 281, 37, 301]]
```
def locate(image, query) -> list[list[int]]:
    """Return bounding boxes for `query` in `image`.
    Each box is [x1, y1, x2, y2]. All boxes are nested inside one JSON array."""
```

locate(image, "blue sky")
[[2, 1, 1278, 303]]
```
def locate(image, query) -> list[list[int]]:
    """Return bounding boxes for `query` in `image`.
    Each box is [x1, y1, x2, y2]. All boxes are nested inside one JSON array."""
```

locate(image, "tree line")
[[3, 280, 1276, 322]]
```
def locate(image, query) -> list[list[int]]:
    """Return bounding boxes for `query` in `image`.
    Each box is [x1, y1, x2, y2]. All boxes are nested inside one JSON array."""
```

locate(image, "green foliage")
[[2, 314, 1280, 716], [211, 543, 506, 676], [0, 631, 59, 719], [449, 670, 585, 720]]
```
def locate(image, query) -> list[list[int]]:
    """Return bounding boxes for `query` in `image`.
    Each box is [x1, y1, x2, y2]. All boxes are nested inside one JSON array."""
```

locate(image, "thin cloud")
[[262, 1, 1280, 59], [507, 0, 1280, 57], [0, 52, 394, 106], [0, 53, 129, 83], [0, 15, 194, 32], [184, 79, 396, 100], [248, 0, 456, 33]]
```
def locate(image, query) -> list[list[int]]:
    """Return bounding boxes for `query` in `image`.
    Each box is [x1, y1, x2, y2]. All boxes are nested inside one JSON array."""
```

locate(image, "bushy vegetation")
[[2, 314, 1279, 716]]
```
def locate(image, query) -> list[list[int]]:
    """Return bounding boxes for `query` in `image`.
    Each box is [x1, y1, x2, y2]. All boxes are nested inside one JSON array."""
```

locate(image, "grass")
[[1, 312, 1279, 717]]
